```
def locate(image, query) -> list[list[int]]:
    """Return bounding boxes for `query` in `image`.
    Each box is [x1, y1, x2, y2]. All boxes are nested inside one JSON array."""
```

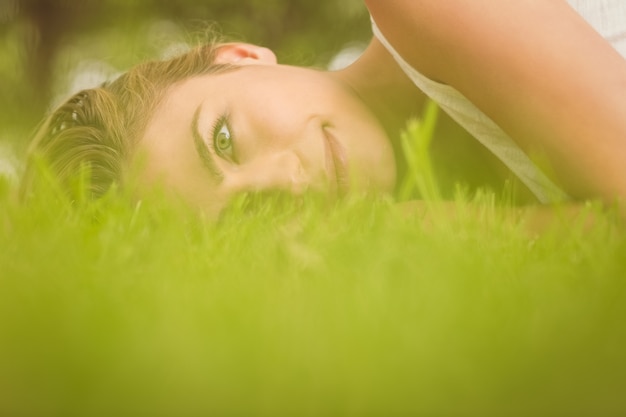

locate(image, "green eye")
[[215, 125, 231, 152], [212, 117, 236, 162]]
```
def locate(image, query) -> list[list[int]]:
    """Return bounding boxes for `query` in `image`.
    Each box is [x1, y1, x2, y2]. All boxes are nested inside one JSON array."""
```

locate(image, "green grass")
[[1, 106, 625, 416]]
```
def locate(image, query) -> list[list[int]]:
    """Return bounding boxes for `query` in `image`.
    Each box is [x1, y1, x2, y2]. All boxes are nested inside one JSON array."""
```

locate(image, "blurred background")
[[0, 0, 372, 178]]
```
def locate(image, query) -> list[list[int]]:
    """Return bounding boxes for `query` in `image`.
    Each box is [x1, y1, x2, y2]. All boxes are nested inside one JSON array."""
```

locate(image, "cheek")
[[224, 152, 309, 195]]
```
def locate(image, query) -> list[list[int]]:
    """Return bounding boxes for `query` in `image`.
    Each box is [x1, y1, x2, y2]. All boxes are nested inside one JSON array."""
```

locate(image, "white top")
[[570, 0, 626, 56], [372, 0, 626, 203]]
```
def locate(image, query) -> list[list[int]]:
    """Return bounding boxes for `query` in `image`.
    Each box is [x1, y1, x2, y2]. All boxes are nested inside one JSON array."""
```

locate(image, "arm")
[[365, 0, 626, 208]]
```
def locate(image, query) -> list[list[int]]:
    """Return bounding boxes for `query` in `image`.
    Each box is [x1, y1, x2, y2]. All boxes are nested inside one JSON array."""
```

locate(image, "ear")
[[213, 43, 278, 65]]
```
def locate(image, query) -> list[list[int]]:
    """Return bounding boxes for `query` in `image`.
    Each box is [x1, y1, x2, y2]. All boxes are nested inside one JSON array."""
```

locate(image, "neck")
[[331, 38, 425, 146]]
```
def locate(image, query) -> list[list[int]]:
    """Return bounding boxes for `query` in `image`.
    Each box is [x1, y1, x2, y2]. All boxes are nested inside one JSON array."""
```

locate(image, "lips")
[[323, 127, 349, 196]]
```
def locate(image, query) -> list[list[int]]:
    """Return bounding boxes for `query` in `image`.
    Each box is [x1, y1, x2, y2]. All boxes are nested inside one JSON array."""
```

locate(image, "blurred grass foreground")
[[2, 121, 626, 416], [2, 1, 626, 416]]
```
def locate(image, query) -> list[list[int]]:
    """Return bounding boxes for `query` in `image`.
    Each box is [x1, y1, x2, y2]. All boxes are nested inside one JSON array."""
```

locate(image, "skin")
[[137, 42, 420, 214], [138, 0, 626, 217], [366, 0, 626, 207]]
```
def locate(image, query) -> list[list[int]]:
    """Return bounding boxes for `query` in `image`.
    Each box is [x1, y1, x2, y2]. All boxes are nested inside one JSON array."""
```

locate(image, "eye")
[[210, 116, 238, 163]]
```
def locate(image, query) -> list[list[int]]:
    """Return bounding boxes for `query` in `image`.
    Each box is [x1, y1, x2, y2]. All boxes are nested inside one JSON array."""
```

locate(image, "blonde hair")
[[21, 42, 236, 201]]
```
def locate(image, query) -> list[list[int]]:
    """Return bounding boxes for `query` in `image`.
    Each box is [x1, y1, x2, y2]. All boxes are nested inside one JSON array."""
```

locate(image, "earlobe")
[[214, 43, 278, 65]]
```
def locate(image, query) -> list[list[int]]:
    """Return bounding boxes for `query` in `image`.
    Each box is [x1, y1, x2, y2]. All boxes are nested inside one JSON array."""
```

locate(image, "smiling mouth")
[[323, 126, 349, 196]]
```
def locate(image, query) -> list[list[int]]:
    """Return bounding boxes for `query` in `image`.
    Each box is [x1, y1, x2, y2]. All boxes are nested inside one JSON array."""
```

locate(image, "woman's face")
[[136, 44, 396, 213]]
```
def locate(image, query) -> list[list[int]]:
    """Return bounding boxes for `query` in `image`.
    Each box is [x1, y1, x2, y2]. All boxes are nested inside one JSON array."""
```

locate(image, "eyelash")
[[209, 114, 237, 163]]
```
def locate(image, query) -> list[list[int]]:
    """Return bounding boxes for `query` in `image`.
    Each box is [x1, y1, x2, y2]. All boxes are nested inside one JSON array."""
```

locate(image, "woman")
[[22, 0, 626, 216]]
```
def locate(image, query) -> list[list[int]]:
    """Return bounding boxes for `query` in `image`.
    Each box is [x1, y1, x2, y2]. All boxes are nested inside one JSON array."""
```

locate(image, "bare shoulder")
[[364, 1, 612, 83], [365, 0, 626, 206]]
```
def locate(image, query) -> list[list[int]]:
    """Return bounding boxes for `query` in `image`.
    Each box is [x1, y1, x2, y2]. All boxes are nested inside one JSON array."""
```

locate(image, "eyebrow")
[[191, 105, 224, 183]]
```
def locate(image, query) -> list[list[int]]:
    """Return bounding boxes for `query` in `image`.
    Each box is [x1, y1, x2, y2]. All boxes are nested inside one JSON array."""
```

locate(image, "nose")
[[229, 150, 311, 195]]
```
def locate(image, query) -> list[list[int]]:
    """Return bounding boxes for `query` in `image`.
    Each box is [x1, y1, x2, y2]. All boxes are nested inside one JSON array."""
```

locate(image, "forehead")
[[132, 73, 228, 209], [141, 63, 336, 148], [144, 65, 282, 131]]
